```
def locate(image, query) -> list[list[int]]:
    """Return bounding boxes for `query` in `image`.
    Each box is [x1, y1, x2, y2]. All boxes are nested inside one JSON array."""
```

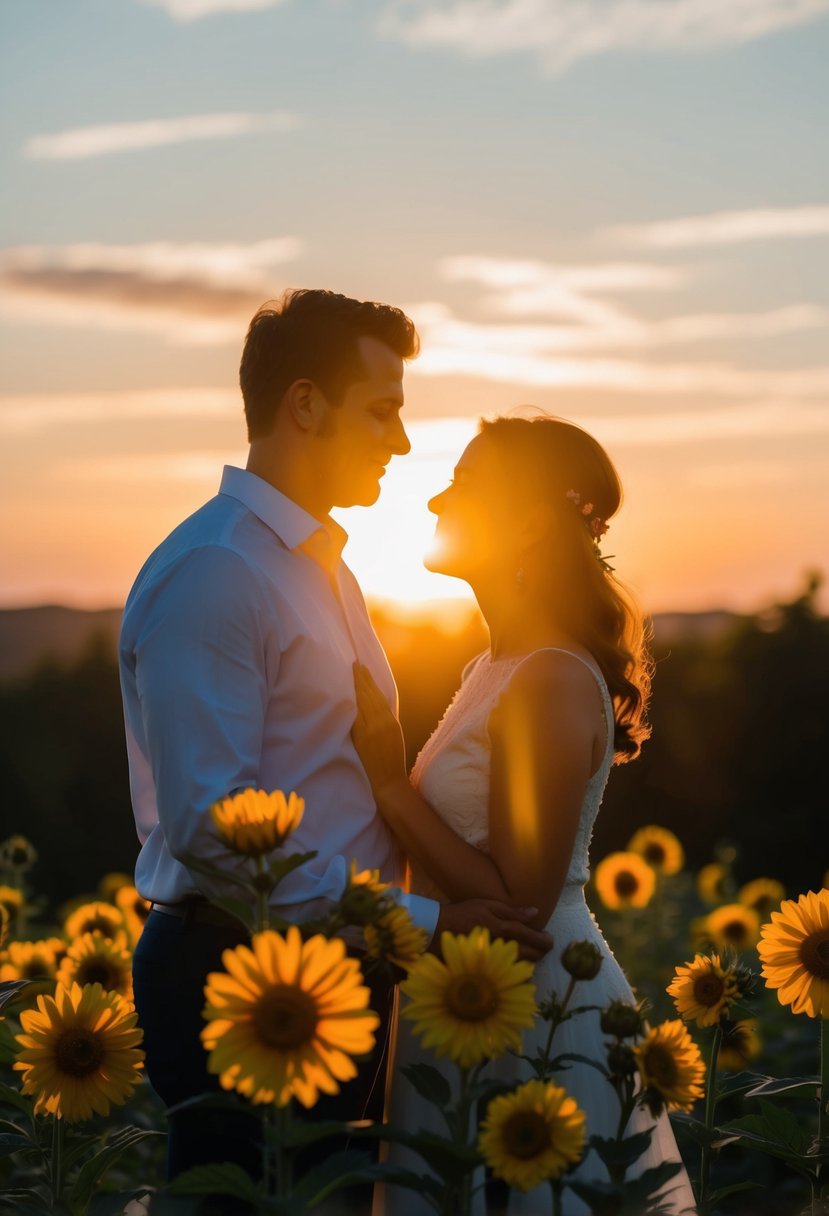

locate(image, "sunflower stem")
[[540, 977, 576, 1079], [49, 1114, 63, 1207], [256, 856, 270, 933], [550, 1177, 562, 1216], [817, 1015, 829, 1201], [450, 1065, 473, 1216], [273, 1102, 292, 1200], [698, 1021, 722, 1214]]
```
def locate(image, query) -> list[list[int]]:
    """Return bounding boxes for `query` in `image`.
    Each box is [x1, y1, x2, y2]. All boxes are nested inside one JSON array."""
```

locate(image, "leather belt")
[[149, 900, 246, 931]]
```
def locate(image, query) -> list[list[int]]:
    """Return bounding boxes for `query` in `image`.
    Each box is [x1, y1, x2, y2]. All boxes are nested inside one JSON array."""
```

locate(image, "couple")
[[120, 288, 695, 1214]]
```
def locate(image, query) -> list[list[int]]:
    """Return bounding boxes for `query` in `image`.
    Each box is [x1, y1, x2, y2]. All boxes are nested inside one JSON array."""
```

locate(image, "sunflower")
[[0, 904, 8, 951], [115, 885, 151, 945], [98, 871, 134, 903], [757, 888, 829, 1018], [667, 954, 740, 1028], [706, 904, 761, 953], [627, 825, 684, 876], [634, 1019, 706, 1116], [594, 852, 656, 911], [697, 863, 731, 906], [340, 861, 392, 926], [364, 905, 428, 971], [400, 928, 536, 1069], [0, 885, 24, 920], [718, 1019, 761, 1072], [210, 788, 305, 859], [57, 932, 133, 999], [738, 878, 786, 921], [201, 926, 379, 1108], [0, 835, 38, 872], [0, 939, 59, 982], [13, 982, 144, 1122], [479, 1079, 586, 1191], [64, 901, 126, 946]]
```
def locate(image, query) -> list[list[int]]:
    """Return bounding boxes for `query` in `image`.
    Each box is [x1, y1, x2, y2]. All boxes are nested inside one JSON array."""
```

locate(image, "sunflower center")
[[644, 1044, 678, 1089], [722, 920, 748, 944], [693, 974, 725, 1007], [82, 916, 116, 935], [643, 843, 666, 866], [445, 975, 499, 1021], [22, 959, 51, 979], [500, 1110, 549, 1159], [614, 871, 638, 898], [55, 1028, 104, 1077], [77, 960, 120, 988], [799, 929, 829, 980], [252, 986, 319, 1049]]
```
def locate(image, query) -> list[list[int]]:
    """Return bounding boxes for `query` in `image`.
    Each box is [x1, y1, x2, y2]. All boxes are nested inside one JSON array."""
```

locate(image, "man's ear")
[[283, 379, 328, 432]]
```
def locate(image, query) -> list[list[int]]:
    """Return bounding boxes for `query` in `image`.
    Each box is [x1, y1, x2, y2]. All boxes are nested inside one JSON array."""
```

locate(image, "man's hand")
[[434, 899, 553, 963]]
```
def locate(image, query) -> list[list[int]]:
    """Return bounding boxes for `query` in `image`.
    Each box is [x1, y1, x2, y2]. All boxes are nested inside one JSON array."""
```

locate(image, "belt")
[[150, 900, 247, 931]]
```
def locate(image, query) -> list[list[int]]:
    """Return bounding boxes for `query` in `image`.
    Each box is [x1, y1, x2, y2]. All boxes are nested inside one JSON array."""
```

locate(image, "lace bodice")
[[408, 648, 615, 904]]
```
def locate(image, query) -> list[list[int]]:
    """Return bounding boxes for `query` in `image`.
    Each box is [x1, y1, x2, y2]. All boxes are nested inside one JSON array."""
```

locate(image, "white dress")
[[382, 649, 697, 1215]]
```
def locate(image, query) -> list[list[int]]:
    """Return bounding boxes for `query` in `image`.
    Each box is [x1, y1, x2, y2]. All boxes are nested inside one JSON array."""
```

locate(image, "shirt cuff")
[[395, 891, 441, 945]]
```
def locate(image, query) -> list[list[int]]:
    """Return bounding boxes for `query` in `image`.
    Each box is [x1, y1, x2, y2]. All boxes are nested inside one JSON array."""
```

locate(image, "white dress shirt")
[[119, 465, 439, 937]]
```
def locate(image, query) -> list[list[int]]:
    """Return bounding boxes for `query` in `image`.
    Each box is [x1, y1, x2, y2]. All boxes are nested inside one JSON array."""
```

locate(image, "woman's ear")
[[518, 500, 558, 550]]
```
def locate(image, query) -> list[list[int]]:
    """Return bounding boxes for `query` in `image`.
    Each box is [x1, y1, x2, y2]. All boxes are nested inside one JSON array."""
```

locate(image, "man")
[[120, 289, 551, 1199]]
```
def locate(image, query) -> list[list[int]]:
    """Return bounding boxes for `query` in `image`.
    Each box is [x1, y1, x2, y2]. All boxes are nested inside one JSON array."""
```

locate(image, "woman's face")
[[424, 433, 516, 581]]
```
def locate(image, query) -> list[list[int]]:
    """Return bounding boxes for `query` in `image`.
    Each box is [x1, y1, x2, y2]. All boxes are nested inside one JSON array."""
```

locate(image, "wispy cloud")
[[0, 389, 240, 434], [136, 0, 288, 22], [0, 239, 303, 343], [378, 0, 829, 74], [25, 111, 301, 160], [606, 206, 829, 249]]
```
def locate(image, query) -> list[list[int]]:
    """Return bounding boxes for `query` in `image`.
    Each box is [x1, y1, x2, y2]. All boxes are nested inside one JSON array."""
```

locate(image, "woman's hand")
[[351, 662, 409, 809]]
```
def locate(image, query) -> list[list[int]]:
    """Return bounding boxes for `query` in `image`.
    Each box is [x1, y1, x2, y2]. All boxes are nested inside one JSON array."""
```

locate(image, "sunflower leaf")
[[177, 852, 257, 892], [0, 1080, 34, 1115], [0, 978, 52, 1013], [204, 894, 256, 931], [267, 851, 319, 884], [400, 1061, 453, 1107], [70, 1126, 164, 1209], [708, 1180, 764, 1203], [165, 1162, 260, 1201], [297, 1152, 442, 1208], [550, 1051, 610, 1078], [744, 1075, 820, 1099], [0, 1131, 30, 1158], [589, 1129, 655, 1170], [670, 1112, 729, 1148]]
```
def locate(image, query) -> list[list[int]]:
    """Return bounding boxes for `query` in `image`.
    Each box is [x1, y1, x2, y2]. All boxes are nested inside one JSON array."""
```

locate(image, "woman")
[[352, 414, 696, 1214]]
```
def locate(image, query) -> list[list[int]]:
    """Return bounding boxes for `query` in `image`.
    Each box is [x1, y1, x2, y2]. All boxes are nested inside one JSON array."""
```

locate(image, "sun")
[[334, 417, 478, 608]]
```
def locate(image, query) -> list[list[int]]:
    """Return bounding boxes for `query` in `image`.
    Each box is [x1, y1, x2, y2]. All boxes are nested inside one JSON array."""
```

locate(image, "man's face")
[[318, 335, 411, 508]]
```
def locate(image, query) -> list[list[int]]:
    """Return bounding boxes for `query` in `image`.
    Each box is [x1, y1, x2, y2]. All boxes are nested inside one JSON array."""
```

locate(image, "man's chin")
[[336, 481, 382, 509]]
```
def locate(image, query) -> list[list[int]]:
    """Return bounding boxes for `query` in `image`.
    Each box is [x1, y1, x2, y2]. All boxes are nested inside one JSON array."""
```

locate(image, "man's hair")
[[239, 289, 420, 439]]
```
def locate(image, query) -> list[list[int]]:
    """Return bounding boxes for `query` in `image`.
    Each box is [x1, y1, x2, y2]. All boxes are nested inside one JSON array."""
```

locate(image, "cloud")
[[137, 0, 289, 21], [606, 206, 829, 249], [0, 389, 240, 434], [0, 239, 303, 344], [574, 400, 829, 446], [24, 111, 301, 160], [377, 0, 829, 74], [407, 302, 829, 394]]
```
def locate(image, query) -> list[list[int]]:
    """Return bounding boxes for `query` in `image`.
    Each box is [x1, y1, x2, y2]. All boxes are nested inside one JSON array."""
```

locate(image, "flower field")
[[1, 807, 827, 1216]]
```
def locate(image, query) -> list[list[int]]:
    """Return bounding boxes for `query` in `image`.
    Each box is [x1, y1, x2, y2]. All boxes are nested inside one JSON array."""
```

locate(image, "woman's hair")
[[480, 414, 652, 762]]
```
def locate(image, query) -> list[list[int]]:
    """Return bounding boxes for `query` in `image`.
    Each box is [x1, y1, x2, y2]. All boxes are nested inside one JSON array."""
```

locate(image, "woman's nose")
[[428, 489, 446, 515]]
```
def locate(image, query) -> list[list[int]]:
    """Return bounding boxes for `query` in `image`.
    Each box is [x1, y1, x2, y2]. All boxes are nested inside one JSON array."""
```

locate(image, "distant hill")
[[0, 602, 739, 682], [0, 606, 122, 682]]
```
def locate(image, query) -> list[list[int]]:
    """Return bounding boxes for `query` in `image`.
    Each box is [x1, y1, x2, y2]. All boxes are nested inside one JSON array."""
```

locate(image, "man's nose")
[[388, 415, 411, 456]]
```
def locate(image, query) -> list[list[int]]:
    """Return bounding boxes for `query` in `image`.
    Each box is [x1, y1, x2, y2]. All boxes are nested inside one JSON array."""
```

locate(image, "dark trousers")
[[133, 910, 394, 1211]]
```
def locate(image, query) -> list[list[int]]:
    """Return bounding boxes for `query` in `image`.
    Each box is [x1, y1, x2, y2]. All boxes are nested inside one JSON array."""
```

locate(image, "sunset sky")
[[2, 0, 828, 615]]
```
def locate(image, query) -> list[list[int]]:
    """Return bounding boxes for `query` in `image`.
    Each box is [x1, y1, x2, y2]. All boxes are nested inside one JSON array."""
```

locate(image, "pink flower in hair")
[[591, 516, 609, 539]]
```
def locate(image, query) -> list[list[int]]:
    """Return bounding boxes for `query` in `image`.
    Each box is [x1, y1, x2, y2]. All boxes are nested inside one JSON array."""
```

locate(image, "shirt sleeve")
[[132, 545, 275, 903]]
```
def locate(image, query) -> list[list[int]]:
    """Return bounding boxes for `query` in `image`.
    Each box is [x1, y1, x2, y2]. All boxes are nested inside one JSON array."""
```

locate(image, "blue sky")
[[1, 0, 828, 610]]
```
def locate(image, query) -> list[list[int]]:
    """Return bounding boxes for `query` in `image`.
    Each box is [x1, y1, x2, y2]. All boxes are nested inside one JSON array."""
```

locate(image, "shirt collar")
[[218, 466, 348, 561]]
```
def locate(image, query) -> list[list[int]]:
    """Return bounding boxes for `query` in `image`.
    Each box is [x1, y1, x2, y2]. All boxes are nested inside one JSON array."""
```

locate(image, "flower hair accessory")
[[565, 490, 614, 574]]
